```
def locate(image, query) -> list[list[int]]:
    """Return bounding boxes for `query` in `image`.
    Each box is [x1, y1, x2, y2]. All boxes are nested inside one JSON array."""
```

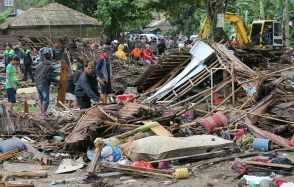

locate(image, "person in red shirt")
[[143, 44, 155, 64]]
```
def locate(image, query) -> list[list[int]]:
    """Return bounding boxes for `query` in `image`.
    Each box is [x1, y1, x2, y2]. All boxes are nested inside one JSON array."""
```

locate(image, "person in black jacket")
[[52, 43, 63, 62], [21, 43, 34, 82], [35, 48, 59, 115], [74, 61, 100, 109]]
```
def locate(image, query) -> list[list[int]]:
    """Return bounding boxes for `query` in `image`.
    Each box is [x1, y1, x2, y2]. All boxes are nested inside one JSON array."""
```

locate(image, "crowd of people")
[[0, 41, 115, 115], [0, 33, 195, 114], [96, 34, 195, 64]]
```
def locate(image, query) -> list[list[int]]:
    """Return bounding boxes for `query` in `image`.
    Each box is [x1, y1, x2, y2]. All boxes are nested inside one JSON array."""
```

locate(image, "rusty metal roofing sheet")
[[0, 3, 101, 29]]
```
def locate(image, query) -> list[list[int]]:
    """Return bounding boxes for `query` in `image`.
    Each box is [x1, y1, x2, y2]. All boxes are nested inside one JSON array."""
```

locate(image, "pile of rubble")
[[0, 40, 294, 186]]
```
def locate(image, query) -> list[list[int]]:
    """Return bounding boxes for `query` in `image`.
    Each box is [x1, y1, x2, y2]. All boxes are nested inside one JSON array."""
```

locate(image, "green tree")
[[0, 8, 12, 24], [17, 0, 51, 10], [94, 0, 152, 42]]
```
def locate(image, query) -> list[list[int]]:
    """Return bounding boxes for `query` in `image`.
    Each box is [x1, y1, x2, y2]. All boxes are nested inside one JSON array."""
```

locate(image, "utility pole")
[[285, 0, 290, 47], [52, 0, 55, 3]]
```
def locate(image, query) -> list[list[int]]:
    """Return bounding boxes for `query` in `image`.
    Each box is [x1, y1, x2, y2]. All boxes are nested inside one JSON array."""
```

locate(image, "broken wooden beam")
[[0, 149, 24, 161], [243, 160, 294, 169], [99, 162, 174, 179], [2, 171, 47, 178], [149, 150, 225, 163]]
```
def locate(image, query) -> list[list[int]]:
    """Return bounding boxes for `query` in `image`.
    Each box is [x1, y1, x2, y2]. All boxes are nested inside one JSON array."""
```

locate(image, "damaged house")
[[0, 3, 101, 42]]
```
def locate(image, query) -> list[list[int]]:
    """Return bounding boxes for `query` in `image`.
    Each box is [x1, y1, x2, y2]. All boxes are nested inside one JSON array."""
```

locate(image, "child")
[[6, 55, 20, 111]]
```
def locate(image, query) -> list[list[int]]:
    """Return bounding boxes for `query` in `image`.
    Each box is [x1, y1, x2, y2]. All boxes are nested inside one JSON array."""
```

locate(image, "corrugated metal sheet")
[[0, 3, 101, 29], [147, 41, 215, 102], [146, 18, 167, 27], [142, 27, 161, 32]]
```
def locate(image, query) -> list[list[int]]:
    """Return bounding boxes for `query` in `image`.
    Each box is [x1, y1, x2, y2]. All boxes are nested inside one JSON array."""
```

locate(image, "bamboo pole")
[[238, 66, 294, 85], [178, 87, 242, 128], [170, 79, 231, 108], [231, 63, 235, 107], [176, 80, 234, 116]]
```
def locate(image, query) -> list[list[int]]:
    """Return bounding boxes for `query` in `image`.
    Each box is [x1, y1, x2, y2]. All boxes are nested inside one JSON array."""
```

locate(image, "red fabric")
[[213, 93, 224, 105], [184, 111, 189, 118], [143, 49, 154, 61], [291, 135, 294, 147], [235, 129, 246, 139], [272, 179, 286, 186], [251, 157, 269, 162], [98, 54, 105, 60], [131, 161, 154, 178]]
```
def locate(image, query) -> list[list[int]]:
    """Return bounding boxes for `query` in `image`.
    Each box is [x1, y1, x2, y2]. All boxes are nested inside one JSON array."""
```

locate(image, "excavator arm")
[[200, 12, 250, 44]]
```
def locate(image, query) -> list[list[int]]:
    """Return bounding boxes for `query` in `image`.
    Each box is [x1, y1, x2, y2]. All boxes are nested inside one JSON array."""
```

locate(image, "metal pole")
[[285, 0, 290, 47]]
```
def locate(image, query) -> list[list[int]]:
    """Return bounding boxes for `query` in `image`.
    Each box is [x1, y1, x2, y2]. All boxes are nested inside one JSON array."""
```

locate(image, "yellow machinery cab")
[[250, 20, 283, 51]]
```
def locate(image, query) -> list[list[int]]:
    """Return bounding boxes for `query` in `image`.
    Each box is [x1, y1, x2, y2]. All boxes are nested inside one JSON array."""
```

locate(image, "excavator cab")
[[250, 21, 283, 51]]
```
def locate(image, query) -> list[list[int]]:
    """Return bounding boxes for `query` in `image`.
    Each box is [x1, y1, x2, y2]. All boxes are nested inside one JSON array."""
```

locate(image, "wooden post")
[[57, 60, 68, 108], [231, 63, 235, 107]]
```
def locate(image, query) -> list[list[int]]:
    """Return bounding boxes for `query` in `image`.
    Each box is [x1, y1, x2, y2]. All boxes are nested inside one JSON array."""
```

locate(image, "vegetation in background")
[[0, 8, 12, 24]]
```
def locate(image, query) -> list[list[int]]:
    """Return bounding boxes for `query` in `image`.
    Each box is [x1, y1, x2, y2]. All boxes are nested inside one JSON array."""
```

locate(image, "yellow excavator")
[[200, 12, 283, 51]]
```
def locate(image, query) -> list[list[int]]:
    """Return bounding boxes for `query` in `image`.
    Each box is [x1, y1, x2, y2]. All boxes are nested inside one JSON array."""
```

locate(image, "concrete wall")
[[5, 25, 100, 40]]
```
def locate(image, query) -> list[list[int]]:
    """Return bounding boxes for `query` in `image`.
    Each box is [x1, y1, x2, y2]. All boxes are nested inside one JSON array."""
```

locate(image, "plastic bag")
[[130, 160, 154, 178]]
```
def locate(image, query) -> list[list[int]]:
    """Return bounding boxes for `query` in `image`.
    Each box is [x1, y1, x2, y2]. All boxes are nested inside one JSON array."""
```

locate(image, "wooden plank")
[[2, 171, 47, 178], [6, 180, 34, 187], [117, 164, 173, 175], [16, 87, 37, 94], [151, 125, 173, 137], [243, 161, 294, 169], [56, 60, 68, 107], [0, 149, 24, 161], [149, 150, 225, 163]]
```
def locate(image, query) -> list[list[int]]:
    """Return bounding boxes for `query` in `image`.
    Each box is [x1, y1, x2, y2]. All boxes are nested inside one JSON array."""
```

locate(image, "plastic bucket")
[[252, 138, 273, 151]]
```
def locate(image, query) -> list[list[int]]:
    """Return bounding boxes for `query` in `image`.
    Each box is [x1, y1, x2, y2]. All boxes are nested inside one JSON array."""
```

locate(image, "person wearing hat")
[[0, 43, 15, 72], [96, 45, 112, 103], [74, 61, 100, 109], [53, 43, 63, 62], [35, 48, 59, 115], [19, 43, 34, 82], [6, 55, 20, 111], [39, 42, 53, 61]]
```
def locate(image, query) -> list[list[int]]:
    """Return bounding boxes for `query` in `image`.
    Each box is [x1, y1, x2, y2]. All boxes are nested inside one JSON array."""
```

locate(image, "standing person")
[[96, 46, 112, 104], [52, 43, 63, 62], [6, 55, 20, 111], [20, 43, 34, 82], [158, 39, 166, 55], [150, 40, 158, 55], [143, 44, 155, 64], [0, 43, 15, 72], [115, 44, 127, 60], [66, 63, 84, 108], [39, 42, 53, 61], [35, 48, 59, 115], [74, 61, 100, 109]]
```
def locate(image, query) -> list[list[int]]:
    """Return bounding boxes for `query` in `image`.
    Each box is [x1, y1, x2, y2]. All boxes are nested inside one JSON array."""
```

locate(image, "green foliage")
[[162, 30, 178, 37], [17, 0, 51, 10], [0, 8, 12, 24], [94, 0, 152, 41]]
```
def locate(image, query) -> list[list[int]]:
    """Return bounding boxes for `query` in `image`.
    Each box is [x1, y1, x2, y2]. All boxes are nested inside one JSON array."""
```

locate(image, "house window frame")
[[5, 0, 13, 6]]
